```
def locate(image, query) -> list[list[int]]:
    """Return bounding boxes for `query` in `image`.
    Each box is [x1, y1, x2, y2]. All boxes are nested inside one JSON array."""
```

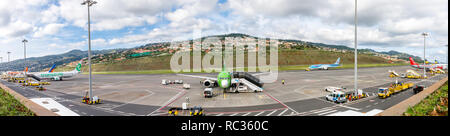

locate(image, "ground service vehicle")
[[82, 92, 101, 105], [183, 83, 191, 89], [204, 88, 213, 98], [237, 85, 248, 92], [389, 82, 414, 94], [39, 81, 50, 85], [190, 106, 204, 116], [161, 79, 168, 85], [379, 82, 414, 99], [28, 82, 40, 86], [168, 107, 205, 116], [326, 91, 347, 103], [324, 86, 345, 92], [405, 70, 426, 79], [35, 85, 46, 91], [175, 80, 183, 84], [378, 88, 391, 99]]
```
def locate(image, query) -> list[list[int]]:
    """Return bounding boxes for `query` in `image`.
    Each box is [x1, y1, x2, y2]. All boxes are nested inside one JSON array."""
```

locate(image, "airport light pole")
[[82, 0, 97, 101], [354, 0, 358, 94], [422, 32, 428, 78], [7, 52, 11, 62], [22, 39, 28, 73]]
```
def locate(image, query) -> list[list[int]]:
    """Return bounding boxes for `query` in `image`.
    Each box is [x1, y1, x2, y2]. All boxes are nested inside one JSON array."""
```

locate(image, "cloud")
[[56, 0, 176, 31], [33, 23, 66, 38], [0, 0, 447, 63], [0, 21, 33, 37]]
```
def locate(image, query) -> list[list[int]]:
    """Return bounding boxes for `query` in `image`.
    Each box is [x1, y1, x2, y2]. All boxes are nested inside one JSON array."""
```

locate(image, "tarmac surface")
[[1, 66, 447, 116]]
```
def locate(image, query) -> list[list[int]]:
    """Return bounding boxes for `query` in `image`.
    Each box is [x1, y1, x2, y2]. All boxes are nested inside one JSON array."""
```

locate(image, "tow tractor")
[[39, 81, 51, 85], [28, 82, 40, 86], [18, 80, 26, 83], [35, 85, 46, 91], [436, 69, 446, 74], [82, 91, 101, 105], [378, 88, 391, 99], [168, 106, 205, 116], [379, 81, 414, 99]]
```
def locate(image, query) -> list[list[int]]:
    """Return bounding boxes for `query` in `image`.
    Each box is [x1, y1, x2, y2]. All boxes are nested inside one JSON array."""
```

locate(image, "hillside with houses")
[[0, 33, 421, 72]]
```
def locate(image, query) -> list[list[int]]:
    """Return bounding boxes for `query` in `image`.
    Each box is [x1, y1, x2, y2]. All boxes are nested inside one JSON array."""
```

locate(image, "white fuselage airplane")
[[409, 57, 446, 70], [29, 63, 82, 81]]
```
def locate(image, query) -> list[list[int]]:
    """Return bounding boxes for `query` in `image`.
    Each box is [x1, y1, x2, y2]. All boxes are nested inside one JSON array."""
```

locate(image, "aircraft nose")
[[221, 80, 229, 88]]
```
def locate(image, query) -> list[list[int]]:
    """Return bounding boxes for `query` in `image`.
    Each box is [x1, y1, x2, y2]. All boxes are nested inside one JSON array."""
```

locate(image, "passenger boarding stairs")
[[239, 78, 263, 92]]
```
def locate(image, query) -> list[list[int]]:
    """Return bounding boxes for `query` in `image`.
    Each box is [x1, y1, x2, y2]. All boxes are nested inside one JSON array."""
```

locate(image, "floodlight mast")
[[421, 32, 428, 78], [22, 39, 28, 73], [82, 0, 97, 101], [7, 52, 11, 62], [354, 0, 358, 94]]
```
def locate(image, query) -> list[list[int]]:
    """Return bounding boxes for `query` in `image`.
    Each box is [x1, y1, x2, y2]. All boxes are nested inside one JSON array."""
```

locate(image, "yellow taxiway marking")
[[258, 95, 265, 99]]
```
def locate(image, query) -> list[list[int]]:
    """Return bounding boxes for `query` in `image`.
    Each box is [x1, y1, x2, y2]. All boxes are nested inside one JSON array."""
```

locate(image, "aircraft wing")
[[177, 74, 217, 81]]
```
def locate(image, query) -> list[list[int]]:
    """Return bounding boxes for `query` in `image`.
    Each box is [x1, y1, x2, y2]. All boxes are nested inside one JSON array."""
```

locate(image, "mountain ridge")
[[0, 33, 420, 72]]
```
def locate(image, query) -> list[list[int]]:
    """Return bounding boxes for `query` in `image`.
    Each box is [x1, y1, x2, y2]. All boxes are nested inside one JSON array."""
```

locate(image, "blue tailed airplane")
[[306, 57, 341, 71]]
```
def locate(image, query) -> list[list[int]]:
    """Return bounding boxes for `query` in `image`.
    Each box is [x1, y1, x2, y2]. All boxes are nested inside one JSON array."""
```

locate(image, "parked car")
[[413, 85, 425, 94]]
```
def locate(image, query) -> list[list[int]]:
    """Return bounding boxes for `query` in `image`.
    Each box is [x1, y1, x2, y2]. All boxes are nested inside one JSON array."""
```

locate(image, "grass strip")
[[404, 81, 448, 116], [0, 88, 35, 116]]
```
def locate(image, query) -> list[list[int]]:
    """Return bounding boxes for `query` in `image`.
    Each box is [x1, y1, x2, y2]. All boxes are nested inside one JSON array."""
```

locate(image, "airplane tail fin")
[[24, 67, 28, 72], [334, 57, 341, 65], [75, 63, 81, 72], [48, 64, 56, 72], [409, 57, 418, 65]]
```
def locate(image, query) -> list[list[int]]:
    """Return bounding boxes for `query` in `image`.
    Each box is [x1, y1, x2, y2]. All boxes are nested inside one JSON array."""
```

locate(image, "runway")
[[1, 66, 447, 116]]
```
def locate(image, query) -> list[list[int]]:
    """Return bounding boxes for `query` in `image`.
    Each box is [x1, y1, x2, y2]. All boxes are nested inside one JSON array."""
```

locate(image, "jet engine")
[[201, 80, 216, 88]]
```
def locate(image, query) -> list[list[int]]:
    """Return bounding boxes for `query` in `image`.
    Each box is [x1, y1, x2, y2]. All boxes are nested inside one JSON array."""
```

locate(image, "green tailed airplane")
[[29, 63, 82, 81]]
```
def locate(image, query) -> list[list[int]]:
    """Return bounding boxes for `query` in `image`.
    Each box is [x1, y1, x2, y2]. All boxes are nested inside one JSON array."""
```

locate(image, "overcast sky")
[[0, 0, 448, 63]]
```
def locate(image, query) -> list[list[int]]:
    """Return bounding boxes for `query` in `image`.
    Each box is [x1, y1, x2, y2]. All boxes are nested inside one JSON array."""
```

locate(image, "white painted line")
[[266, 110, 278, 116], [278, 109, 289, 116], [263, 91, 298, 114], [215, 113, 224, 116], [313, 108, 334, 114], [229, 113, 239, 116], [365, 105, 371, 108], [151, 112, 168, 116], [327, 109, 384, 116], [112, 89, 155, 109], [374, 102, 379, 105], [254, 111, 265, 116], [339, 105, 361, 111], [30, 98, 79, 116], [242, 112, 252, 116], [318, 110, 338, 116]]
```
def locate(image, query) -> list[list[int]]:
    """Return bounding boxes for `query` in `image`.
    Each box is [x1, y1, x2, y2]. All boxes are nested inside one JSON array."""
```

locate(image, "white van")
[[325, 91, 347, 103], [161, 79, 168, 85]]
